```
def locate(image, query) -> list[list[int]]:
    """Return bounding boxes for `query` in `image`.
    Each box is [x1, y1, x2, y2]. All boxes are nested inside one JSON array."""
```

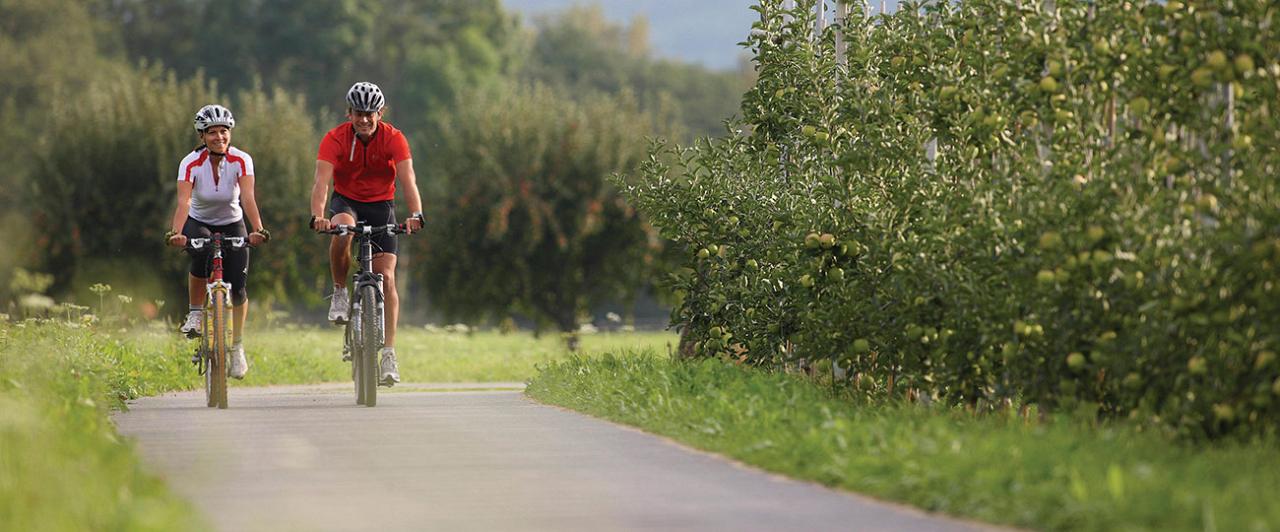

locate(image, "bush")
[[621, 0, 1280, 439], [27, 65, 322, 310]]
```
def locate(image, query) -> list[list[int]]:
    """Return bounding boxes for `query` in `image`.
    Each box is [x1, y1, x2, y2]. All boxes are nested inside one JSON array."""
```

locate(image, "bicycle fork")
[[192, 281, 232, 374]]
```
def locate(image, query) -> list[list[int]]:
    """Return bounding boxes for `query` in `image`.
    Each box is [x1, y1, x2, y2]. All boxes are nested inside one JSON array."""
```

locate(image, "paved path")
[[113, 383, 998, 532]]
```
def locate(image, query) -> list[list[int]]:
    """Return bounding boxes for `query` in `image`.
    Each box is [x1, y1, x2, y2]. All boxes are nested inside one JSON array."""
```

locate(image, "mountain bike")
[[185, 233, 247, 409], [324, 223, 409, 407]]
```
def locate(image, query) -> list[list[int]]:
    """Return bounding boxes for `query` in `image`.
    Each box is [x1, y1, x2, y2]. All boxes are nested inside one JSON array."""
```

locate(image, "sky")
[[501, 1, 906, 71], [501, 0, 761, 71]]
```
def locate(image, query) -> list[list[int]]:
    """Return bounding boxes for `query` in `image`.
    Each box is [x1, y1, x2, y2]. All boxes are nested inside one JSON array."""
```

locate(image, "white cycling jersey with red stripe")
[[176, 146, 255, 226]]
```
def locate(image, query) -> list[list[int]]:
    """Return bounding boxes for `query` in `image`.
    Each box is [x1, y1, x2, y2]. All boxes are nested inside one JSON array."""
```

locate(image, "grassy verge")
[[527, 354, 1280, 531], [122, 324, 678, 385], [0, 319, 673, 530], [0, 321, 204, 531]]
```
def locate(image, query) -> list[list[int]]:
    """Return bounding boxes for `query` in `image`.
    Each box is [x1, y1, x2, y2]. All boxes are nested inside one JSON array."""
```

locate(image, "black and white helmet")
[[193, 104, 235, 131], [346, 81, 385, 113]]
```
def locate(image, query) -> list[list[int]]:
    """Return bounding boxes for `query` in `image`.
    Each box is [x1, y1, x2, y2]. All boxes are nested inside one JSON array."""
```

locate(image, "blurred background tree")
[[0, 0, 752, 325], [421, 82, 663, 339]]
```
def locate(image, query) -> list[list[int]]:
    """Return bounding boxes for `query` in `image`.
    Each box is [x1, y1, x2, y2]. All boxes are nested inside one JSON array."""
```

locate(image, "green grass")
[[0, 319, 673, 531], [123, 324, 678, 385], [0, 321, 204, 531], [527, 354, 1280, 531]]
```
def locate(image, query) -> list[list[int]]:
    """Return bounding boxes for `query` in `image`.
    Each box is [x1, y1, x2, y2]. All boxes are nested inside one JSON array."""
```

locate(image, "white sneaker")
[[229, 343, 248, 380], [379, 347, 400, 386], [180, 311, 203, 338], [328, 286, 350, 324]]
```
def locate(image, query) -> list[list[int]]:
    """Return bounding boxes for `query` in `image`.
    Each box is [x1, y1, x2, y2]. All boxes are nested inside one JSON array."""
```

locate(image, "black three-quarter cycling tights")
[[182, 218, 250, 305]]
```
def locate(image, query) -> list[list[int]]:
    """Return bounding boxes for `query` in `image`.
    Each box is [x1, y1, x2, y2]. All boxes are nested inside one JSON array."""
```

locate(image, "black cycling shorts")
[[182, 218, 250, 306], [328, 192, 398, 255]]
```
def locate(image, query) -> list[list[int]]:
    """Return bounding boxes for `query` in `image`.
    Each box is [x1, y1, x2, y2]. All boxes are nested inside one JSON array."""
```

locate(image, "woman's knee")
[[231, 285, 248, 306]]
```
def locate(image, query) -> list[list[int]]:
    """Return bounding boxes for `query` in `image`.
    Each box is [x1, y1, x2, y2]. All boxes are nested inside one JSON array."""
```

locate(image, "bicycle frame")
[[343, 225, 386, 363], [186, 233, 246, 409], [325, 223, 406, 406]]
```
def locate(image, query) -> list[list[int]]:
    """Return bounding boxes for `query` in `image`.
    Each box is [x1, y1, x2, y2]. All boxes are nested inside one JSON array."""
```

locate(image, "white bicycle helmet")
[[193, 104, 235, 131], [346, 82, 386, 112]]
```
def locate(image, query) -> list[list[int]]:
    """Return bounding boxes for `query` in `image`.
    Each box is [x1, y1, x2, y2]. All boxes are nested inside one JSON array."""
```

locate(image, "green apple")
[[1039, 76, 1059, 93], [1205, 50, 1229, 72], [1188, 356, 1208, 375], [1123, 372, 1142, 389], [1255, 351, 1276, 370], [1038, 231, 1064, 250], [1234, 54, 1255, 75], [853, 338, 871, 354], [1128, 97, 1150, 116], [1066, 352, 1087, 370], [1086, 225, 1106, 244]]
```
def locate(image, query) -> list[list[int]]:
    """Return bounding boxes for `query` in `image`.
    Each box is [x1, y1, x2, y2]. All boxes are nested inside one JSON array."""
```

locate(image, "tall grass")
[[528, 354, 1280, 531], [0, 321, 203, 531]]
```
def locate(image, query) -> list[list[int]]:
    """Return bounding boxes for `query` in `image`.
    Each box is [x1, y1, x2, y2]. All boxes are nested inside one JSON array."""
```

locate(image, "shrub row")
[[622, 0, 1280, 438]]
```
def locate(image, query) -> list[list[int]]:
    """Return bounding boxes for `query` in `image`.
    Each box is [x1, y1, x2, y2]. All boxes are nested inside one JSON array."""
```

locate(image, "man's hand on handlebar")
[[167, 234, 188, 248], [405, 212, 425, 234], [311, 215, 333, 233]]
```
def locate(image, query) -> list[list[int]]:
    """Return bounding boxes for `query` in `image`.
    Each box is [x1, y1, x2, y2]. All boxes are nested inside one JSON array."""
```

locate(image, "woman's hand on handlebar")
[[166, 231, 188, 248]]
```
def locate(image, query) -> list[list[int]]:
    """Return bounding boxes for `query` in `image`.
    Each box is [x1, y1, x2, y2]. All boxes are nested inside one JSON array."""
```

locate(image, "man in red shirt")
[[310, 81, 424, 386]]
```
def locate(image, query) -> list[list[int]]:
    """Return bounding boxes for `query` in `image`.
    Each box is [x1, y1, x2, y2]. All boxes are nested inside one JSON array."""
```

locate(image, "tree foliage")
[[421, 82, 663, 335], [27, 66, 321, 306], [625, 0, 1280, 439], [93, 0, 522, 130]]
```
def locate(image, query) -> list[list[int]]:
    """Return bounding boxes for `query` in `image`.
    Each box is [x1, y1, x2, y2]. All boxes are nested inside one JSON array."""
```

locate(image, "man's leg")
[[373, 253, 399, 347], [328, 212, 356, 287], [373, 252, 401, 386]]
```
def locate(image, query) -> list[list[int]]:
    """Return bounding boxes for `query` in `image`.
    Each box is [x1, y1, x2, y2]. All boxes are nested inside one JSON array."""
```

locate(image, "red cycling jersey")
[[317, 121, 412, 202]]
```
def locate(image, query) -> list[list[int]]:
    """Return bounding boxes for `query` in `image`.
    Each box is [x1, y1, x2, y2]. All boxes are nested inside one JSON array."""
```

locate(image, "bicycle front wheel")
[[207, 288, 230, 409], [359, 285, 382, 407]]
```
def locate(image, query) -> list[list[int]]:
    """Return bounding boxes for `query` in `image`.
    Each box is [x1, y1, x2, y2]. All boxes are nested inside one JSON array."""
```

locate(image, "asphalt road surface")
[[113, 383, 999, 532]]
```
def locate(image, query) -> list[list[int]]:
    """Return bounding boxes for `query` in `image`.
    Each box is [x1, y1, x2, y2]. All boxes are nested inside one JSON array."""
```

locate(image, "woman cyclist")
[[165, 104, 270, 380]]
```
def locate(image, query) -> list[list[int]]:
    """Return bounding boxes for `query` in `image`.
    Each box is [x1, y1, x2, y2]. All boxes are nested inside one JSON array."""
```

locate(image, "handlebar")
[[322, 223, 410, 237], [185, 236, 249, 251]]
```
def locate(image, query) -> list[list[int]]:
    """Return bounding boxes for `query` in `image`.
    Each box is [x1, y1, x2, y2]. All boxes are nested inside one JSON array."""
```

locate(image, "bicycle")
[[322, 222, 409, 407], [183, 233, 247, 409]]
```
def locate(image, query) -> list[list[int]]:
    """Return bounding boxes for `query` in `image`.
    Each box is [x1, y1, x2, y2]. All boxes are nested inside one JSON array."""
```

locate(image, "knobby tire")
[[360, 286, 380, 407], [209, 288, 229, 409]]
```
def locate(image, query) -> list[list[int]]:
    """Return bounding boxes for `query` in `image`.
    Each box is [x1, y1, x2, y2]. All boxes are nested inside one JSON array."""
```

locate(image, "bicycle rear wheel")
[[208, 288, 229, 409], [359, 285, 381, 407]]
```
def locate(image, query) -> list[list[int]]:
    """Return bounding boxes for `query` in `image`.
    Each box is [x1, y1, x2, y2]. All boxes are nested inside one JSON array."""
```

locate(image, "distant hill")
[[502, 0, 759, 71]]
